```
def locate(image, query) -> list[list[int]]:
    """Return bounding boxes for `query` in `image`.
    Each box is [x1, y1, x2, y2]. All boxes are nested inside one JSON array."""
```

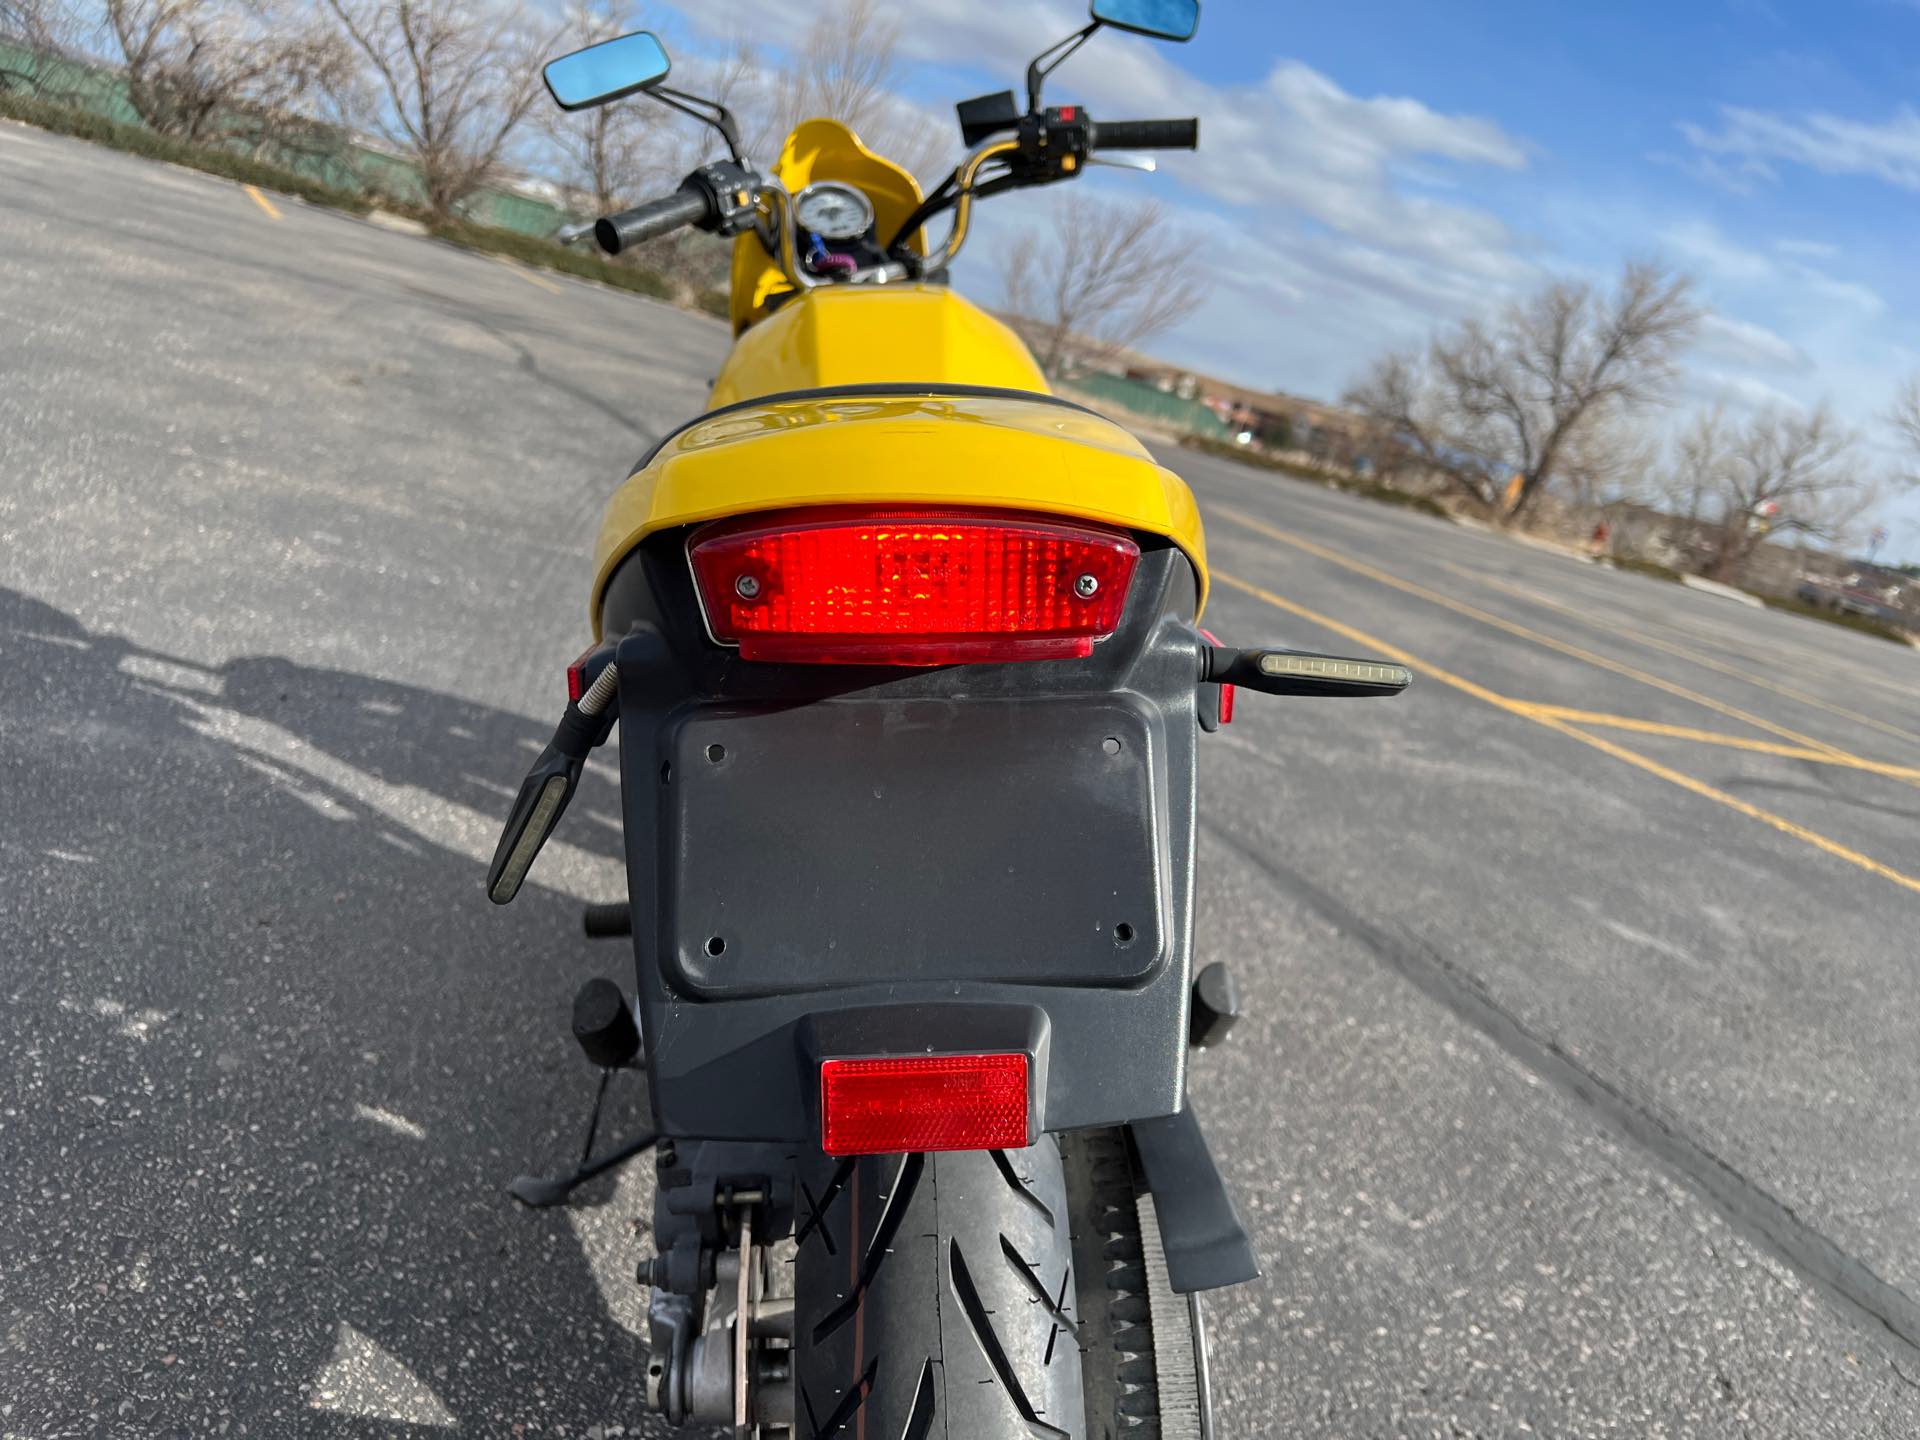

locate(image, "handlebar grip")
[[594, 185, 712, 255], [1087, 117, 1200, 151]]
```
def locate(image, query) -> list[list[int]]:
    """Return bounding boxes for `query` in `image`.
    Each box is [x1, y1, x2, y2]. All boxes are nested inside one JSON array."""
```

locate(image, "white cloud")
[[1657, 219, 1776, 284], [1697, 313, 1807, 371], [650, 0, 1906, 453], [1654, 220, 1883, 317], [1682, 103, 1920, 191], [1682, 368, 1809, 414], [671, 0, 1532, 278]]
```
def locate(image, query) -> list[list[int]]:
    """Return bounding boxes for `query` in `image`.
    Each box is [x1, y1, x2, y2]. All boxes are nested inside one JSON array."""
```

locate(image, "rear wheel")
[[789, 1131, 1195, 1439]]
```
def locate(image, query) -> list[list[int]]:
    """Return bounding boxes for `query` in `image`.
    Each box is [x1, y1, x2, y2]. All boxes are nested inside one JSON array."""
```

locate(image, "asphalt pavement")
[[5, 122, 1920, 1438]]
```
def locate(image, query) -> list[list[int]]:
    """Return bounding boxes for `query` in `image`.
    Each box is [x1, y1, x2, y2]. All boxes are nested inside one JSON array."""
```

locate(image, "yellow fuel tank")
[[707, 286, 1049, 407]]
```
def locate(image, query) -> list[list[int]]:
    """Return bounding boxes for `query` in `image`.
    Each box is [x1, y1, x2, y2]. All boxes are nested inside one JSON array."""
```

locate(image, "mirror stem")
[[650, 85, 744, 164], [1026, 21, 1099, 113]]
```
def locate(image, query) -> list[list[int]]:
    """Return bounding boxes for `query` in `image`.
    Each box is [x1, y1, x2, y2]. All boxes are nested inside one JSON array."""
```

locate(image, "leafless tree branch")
[[1346, 260, 1701, 520], [319, 0, 558, 218], [102, 0, 353, 143], [1891, 372, 1920, 485], [999, 193, 1209, 374]]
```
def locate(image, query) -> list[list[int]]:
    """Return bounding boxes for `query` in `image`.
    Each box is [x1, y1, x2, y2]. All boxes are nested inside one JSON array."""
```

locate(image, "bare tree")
[[1000, 194, 1208, 374], [755, 0, 948, 180], [1657, 404, 1732, 529], [102, 0, 351, 143], [1891, 372, 1920, 482], [1344, 346, 1505, 501], [320, 0, 558, 219], [1346, 261, 1701, 520], [537, 0, 658, 217], [1697, 403, 1866, 580], [1, 0, 80, 59]]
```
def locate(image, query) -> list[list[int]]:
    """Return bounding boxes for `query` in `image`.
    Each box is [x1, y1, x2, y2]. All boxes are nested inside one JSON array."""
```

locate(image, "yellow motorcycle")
[[486, 3, 1409, 1434]]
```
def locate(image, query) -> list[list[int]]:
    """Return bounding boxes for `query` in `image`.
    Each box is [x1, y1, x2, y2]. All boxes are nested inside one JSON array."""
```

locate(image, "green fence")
[[1064, 370, 1233, 439], [0, 39, 574, 236]]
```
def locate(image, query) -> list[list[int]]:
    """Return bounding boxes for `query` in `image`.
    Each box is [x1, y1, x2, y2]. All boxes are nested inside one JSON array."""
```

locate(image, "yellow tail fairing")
[[729, 117, 928, 334], [590, 390, 1208, 636]]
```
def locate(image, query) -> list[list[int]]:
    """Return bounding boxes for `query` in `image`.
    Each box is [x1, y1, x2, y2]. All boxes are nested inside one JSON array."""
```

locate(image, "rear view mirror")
[[1090, 0, 1199, 41], [543, 30, 671, 112]]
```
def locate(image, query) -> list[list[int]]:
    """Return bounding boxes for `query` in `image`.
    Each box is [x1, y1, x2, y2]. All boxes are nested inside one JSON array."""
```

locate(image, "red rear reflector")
[[688, 508, 1139, 665], [565, 643, 597, 703], [1199, 627, 1233, 724], [820, 1053, 1030, 1155]]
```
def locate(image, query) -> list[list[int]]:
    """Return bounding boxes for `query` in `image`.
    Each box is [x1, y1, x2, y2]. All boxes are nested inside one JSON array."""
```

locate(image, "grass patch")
[[1760, 594, 1911, 644], [1180, 433, 1322, 479], [0, 87, 371, 213], [1607, 555, 1684, 583], [1345, 482, 1450, 519], [1179, 433, 1451, 520], [0, 89, 680, 302], [426, 216, 671, 299]]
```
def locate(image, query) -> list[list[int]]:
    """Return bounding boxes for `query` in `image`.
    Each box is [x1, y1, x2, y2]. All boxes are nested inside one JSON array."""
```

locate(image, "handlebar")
[[594, 185, 712, 255], [1087, 117, 1200, 151]]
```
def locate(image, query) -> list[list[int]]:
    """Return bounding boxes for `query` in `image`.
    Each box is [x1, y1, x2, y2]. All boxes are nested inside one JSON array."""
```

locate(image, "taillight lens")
[[688, 508, 1139, 665], [820, 1053, 1030, 1155]]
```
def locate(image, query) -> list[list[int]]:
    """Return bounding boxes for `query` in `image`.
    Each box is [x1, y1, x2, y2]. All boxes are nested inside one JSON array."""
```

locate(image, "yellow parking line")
[[243, 185, 281, 220], [1444, 562, 1920, 751], [491, 256, 562, 293], [1212, 569, 1920, 898], [1509, 704, 1920, 782], [1212, 504, 1873, 766]]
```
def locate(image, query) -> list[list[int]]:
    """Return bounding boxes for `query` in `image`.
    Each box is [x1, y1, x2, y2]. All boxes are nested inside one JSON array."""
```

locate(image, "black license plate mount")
[[660, 695, 1166, 999]]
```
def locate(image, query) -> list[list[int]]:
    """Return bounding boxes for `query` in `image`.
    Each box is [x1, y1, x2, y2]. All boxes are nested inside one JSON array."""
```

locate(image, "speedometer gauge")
[[793, 181, 875, 241]]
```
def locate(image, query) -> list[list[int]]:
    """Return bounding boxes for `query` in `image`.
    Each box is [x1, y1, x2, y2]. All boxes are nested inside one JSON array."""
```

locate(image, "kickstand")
[[508, 1068, 658, 1209]]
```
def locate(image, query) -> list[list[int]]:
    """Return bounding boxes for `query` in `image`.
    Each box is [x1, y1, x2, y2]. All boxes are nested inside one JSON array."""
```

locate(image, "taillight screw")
[[1073, 573, 1100, 599], [734, 574, 761, 599]]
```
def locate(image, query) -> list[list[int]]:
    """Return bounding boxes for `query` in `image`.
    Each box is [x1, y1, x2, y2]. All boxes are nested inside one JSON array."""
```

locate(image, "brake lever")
[[1201, 645, 1412, 699], [1087, 153, 1157, 172]]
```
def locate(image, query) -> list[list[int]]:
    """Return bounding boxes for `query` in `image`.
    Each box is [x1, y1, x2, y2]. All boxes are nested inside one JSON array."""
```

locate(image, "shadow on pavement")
[[0, 586, 660, 1436]]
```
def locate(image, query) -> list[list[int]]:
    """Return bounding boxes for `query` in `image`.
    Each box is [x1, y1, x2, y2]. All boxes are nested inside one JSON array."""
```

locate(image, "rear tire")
[[791, 1142, 1087, 1438]]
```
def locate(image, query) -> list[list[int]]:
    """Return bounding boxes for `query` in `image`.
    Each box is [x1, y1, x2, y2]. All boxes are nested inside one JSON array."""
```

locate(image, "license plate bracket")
[[661, 695, 1166, 998]]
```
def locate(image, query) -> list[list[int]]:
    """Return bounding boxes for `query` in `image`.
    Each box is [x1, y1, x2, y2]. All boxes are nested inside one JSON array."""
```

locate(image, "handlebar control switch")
[[1012, 106, 1093, 186]]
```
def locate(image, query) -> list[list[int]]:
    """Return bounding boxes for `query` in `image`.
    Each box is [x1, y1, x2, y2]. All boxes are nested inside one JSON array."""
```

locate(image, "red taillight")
[[820, 1053, 1030, 1155], [687, 508, 1139, 665]]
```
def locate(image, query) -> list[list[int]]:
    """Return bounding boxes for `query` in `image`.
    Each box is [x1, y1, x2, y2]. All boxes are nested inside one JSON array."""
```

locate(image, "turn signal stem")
[[485, 650, 621, 905], [1201, 645, 1413, 699]]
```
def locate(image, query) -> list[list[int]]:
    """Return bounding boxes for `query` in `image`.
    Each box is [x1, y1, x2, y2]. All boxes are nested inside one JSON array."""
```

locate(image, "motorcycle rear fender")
[[604, 538, 1202, 1144], [589, 384, 1209, 637]]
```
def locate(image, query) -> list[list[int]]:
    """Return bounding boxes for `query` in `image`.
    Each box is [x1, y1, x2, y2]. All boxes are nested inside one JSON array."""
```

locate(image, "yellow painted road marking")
[[491, 256, 562, 293], [1444, 561, 1920, 751], [1508, 704, 1920, 782], [1212, 504, 1872, 766], [243, 185, 281, 220], [1213, 568, 1920, 899]]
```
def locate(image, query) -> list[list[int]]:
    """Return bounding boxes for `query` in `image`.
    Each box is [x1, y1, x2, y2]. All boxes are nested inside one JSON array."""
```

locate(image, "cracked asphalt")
[[4, 121, 1920, 1437]]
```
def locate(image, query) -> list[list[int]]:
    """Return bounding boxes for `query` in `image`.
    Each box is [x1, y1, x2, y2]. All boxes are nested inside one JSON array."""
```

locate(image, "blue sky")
[[647, 0, 1920, 559]]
